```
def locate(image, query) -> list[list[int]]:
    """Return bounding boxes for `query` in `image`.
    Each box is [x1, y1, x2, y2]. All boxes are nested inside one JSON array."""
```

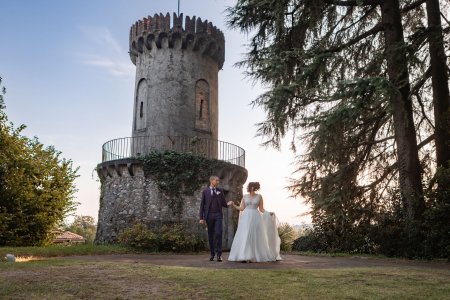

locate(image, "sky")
[[0, 0, 310, 225]]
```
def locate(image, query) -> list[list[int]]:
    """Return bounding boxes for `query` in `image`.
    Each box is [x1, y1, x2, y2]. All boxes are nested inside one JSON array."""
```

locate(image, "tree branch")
[[362, 134, 435, 189], [418, 133, 435, 149], [370, 135, 395, 145], [414, 92, 435, 129], [285, 3, 301, 16], [328, 7, 355, 38], [441, 12, 450, 27], [359, 115, 387, 163], [325, 23, 383, 53], [414, 72, 434, 130], [401, 0, 426, 14], [322, 0, 423, 11], [363, 162, 398, 190], [410, 65, 432, 95], [375, 169, 398, 201], [343, 135, 395, 149], [324, 0, 382, 6], [335, 5, 377, 36]]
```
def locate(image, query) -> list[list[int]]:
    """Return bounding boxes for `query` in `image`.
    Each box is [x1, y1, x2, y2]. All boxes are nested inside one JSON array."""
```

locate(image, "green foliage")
[[157, 224, 207, 252], [65, 215, 97, 244], [118, 222, 207, 252], [118, 223, 158, 251], [422, 168, 450, 259], [0, 77, 78, 246], [293, 228, 327, 253], [228, 0, 450, 259], [277, 222, 297, 252], [0, 76, 5, 112], [139, 150, 232, 215], [363, 169, 450, 259]]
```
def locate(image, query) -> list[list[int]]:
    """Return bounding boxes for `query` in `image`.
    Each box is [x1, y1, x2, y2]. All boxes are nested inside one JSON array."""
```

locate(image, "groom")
[[199, 175, 233, 262]]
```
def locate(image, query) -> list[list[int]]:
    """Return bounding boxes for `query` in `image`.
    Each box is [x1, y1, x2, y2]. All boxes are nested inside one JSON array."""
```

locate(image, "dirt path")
[[63, 253, 450, 270]]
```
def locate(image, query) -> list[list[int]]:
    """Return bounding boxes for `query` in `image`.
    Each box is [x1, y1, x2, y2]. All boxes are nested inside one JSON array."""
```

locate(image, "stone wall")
[[95, 158, 248, 249]]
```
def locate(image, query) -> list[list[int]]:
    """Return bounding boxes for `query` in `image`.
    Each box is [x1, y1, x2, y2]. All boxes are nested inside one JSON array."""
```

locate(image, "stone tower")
[[129, 13, 224, 157], [95, 13, 247, 248]]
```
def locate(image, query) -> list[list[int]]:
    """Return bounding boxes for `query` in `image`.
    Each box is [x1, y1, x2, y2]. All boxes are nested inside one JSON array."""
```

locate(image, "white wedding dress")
[[228, 194, 282, 262]]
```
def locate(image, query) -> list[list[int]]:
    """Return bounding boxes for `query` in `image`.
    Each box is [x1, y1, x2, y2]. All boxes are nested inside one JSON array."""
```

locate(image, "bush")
[[118, 223, 158, 251], [289, 169, 450, 259], [421, 167, 450, 259], [118, 223, 207, 252], [158, 224, 206, 252], [277, 223, 297, 252], [292, 228, 327, 252]]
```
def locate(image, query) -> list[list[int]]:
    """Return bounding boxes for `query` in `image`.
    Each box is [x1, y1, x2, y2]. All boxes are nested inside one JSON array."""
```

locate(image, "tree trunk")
[[426, 0, 450, 170], [380, 0, 425, 221]]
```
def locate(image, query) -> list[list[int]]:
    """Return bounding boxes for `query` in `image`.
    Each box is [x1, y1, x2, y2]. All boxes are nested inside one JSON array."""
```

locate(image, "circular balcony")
[[101, 136, 245, 168]]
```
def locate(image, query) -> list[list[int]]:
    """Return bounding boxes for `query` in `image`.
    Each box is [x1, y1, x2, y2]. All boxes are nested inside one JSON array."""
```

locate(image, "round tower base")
[[95, 158, 248, 250]]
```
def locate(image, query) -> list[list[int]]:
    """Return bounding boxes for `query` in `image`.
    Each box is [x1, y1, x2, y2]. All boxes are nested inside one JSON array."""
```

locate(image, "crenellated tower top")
[[129, 13, 225, 69]]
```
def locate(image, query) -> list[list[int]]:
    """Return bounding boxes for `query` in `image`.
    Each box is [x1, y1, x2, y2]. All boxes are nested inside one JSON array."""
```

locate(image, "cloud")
[[82, 55, 135, 76], [78, 26, 135, 77]]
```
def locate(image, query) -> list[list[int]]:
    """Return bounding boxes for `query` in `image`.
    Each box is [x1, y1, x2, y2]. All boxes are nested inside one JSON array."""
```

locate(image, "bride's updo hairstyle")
[[247, 182, 260, 192]]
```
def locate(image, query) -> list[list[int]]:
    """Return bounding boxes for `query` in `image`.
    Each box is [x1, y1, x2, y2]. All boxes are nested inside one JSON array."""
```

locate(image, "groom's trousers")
[[206, 212, 223, 257]]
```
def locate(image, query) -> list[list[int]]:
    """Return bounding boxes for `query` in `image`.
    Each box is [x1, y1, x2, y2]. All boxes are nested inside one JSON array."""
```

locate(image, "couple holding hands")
[[199, 176, 282, 263]]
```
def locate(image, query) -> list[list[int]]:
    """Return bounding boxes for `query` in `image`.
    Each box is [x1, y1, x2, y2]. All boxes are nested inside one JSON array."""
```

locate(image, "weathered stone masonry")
[[95, 13, 247, 249], [96, 159, 247, 247], [129, 13, 224, 143]]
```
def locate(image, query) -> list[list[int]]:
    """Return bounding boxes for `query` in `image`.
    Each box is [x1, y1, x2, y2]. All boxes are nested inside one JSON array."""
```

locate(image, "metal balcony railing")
[[101, 136, 245, 168]]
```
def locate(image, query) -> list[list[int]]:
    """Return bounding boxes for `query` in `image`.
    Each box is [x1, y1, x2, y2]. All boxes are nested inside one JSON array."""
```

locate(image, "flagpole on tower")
[[178, 0, 180, 16]]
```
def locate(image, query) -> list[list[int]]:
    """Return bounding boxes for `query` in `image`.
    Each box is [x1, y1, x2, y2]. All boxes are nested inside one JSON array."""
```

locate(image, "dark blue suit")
[[199, 187, 227, 257]]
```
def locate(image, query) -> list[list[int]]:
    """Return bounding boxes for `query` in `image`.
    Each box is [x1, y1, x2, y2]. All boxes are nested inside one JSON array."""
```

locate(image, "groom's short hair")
[[209, 175, 219, 182]]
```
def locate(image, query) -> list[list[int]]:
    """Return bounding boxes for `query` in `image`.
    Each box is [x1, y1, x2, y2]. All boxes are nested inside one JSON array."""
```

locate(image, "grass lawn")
[[0, 243, 132, 258], [1, 258, 449, 299]]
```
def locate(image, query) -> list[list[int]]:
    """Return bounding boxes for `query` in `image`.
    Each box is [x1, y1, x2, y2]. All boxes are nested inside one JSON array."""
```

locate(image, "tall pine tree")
[[228, 0, 449, 256]]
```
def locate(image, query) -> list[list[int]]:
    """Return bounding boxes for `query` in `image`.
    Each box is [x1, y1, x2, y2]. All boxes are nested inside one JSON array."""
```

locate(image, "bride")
[[228, 182, 282, 262]]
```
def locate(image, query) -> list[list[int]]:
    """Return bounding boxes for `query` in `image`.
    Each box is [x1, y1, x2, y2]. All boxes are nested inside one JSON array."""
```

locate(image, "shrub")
[[118, 223, 207, 252], [421, 167, 450, 259], [158, 224, 207, 252], [277, 223, 297, 252], [292, 228, 327, 252], [118, 223, 158, 251]]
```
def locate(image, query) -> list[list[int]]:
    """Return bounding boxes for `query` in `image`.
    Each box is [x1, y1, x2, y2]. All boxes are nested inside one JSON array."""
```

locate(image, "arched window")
[[135, 79, 147, 130], [195, 79, 210, 131]]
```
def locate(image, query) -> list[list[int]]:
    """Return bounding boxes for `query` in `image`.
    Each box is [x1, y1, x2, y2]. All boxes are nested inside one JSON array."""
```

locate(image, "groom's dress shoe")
[[217, 256, 222, 262], [209, 256, 214, 261]]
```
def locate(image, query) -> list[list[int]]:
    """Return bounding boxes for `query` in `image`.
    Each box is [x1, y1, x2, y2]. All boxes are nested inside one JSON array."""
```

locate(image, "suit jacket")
[[199, 187, 227, 220]]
